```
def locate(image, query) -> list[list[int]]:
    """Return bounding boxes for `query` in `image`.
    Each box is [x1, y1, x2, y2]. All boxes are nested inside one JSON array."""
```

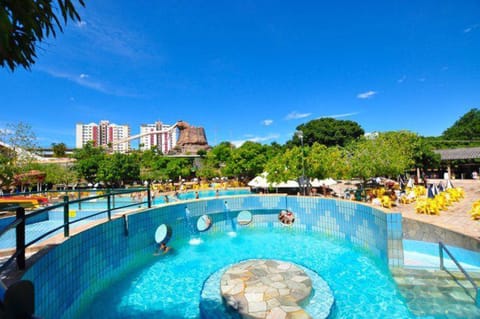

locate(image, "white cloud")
[[73, 15, 153, 60], [285, 111, 312, 120], [231, 134, 280, 147], [464, 24, 479, 33], [357, 91, 377, 99], [76, 20, 87, 28], [41, 68, 138, 97], [318, 112, 359, 119], [262, 119, 273, 126]]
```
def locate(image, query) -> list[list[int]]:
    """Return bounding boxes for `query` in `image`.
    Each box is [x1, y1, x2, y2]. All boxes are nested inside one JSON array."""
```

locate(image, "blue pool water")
[[403, 239, 480, 271], [0, 189, 251, 249], [75, 228, 414, 319], [175, 188, 251, 201]]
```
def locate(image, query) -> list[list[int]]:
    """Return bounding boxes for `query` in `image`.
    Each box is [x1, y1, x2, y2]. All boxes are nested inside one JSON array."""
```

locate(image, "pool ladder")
[[439, 241, 480, 306]]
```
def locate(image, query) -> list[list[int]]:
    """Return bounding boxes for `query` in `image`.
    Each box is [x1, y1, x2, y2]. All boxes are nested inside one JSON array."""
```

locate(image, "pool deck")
[[331, 179, 480, 242], [395, 179, 480, 242]]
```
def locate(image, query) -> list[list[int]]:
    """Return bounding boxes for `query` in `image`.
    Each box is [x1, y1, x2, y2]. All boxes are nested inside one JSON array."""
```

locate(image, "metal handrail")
[[0, 187, 150, 275], [439, 241, 480, 306]]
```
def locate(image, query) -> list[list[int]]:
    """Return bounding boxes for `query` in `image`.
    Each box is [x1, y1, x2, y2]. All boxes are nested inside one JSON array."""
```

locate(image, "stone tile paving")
[[220, 260, 314, 319], [391, 267, 480, 318]]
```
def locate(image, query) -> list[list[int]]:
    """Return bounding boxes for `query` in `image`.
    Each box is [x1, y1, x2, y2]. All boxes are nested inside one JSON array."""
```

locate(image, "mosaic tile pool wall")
[[21, 195, 403, 319]]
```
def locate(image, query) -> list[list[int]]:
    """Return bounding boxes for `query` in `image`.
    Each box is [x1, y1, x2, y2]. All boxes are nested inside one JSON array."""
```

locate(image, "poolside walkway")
[[395, 179, 480, 241], [330, 179, 480, 241]]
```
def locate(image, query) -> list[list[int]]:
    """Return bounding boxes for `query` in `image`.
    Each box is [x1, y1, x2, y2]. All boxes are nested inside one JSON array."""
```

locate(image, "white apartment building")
[[76, 121, 131, 153], [139, 121, 178, 154]]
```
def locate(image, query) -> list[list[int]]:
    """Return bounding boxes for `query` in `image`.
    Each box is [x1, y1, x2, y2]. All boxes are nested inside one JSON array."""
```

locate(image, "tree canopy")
[[347, 132, 416, 182], [52, 142, 67, 157], [292, 118, 364, 147], [72, 141, 106, 183], [0, 0, 85, 71], [224, 141, 269, 180], [0, 122, 38, 188], [442, 108, 480, 143]]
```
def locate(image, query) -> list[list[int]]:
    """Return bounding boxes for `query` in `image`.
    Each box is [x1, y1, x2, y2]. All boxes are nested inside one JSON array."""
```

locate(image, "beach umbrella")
[[406, 178, 414, 188], [274, 180, 299, 188], [310, 178, 337, 187], [247, 174, 268, 188], [437, 182, 444, 192], [427, 184, 435, 198], [446, 180, 454, 189]]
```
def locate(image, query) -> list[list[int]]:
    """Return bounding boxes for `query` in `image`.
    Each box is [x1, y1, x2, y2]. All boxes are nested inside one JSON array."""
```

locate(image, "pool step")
[[391, 268, 480, 318]]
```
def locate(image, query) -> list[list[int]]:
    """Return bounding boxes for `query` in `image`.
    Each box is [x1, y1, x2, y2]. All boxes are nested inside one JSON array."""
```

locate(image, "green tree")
[[291, 118, 364, 147], [0, 122, 39, 189], [139, 149, 162, 182], [1, 0, 85, 71], [0, 151, 16, 188], [347, 132, 415, 185], [72, 141, 106, 183], [52, 142, 67, 157], [225, 142, 268, 180], [265, 142, 285, 160], [97, 153, 140, 187], [197, 142, 234, 178], [164, 157, 194, 182], [38, 163, 77, 188], [264, 145, 305, 184], [308, 143, 349, 180], [411, 137, 441, 171], [442, 108, 480, 145]]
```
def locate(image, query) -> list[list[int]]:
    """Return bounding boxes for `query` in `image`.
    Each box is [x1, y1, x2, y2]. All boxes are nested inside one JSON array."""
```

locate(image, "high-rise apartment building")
[[139, 121, 178, 154], [76, 121, 131, 153]]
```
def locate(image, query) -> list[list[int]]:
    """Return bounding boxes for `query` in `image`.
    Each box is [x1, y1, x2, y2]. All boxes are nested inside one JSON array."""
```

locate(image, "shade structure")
[[247, 173, 269, 188], [310, 178, 337, 187], [247, 173, 300, 189]]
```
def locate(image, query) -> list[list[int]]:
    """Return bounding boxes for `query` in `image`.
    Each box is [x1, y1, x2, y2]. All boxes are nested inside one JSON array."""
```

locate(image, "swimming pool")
[[403, 239, 480, 271], [0, 189, 251, 249], [174, 188, 251, 201], [18, 195, 479, 318], [75, 227, 413, 318]]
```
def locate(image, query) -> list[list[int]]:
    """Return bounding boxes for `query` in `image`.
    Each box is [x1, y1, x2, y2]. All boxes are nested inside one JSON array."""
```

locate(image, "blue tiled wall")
[[21, 195, 402, 319]]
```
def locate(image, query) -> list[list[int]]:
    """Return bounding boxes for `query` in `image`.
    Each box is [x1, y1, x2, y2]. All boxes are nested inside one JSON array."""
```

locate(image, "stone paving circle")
[[220, 259, 314, 319]]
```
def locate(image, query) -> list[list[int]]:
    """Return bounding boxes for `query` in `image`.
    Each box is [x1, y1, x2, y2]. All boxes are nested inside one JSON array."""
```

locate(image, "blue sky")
[[1, 0, 479, 148]]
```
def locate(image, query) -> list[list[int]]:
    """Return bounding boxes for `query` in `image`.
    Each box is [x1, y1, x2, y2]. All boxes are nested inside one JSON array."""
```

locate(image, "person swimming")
[[154, 242, 171, 255]]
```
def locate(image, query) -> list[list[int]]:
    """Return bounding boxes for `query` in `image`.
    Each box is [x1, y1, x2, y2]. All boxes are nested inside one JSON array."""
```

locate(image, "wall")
[[403, 217, 480, 252], [21, 195, 401, 319]]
